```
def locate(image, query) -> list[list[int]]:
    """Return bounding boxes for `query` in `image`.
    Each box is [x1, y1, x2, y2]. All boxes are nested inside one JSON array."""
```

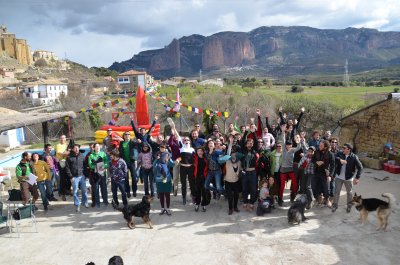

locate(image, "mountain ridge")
[[109, 26, 400, 79]]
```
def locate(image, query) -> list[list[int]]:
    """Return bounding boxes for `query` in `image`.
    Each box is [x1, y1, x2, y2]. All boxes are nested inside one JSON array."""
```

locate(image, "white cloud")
[[216, 13, 239, 31], [0, 0, 399, 66]]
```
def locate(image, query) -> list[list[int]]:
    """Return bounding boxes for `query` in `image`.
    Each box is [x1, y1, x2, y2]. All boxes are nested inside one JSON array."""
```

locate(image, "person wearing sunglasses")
[[193, 123, 206, 139], [170, 122, 195, 205], [331, 143, 363, 213], [327, 137, 340, 201]]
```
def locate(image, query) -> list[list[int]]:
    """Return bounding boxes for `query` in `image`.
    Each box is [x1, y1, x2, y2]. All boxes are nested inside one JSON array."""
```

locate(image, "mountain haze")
[[109, 26, 400, 78]]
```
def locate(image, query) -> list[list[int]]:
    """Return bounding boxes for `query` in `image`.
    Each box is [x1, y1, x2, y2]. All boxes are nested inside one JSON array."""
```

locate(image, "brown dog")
[[112, 195, 153, 229], [352, 193, 395, 231]]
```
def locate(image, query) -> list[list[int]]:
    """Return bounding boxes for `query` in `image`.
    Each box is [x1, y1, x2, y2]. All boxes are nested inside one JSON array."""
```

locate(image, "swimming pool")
[[0, 148, 91, 168]]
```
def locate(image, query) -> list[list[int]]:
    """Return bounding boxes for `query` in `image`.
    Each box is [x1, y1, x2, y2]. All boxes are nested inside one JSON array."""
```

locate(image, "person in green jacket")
[[15, 151, 39, 206], [88, 143, 109, 208]]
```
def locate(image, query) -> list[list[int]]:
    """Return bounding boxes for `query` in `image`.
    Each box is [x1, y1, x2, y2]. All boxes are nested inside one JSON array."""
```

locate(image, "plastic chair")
[[11, 202, 37, 237], [0, 201, 11, 236]]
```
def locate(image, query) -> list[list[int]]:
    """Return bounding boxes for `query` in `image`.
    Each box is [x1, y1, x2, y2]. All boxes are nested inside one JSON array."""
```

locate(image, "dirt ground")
[[0, 169, 399, 265]]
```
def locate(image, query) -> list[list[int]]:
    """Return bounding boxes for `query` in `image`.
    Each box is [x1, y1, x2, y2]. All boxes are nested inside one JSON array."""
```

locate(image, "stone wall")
[[339, 98, 400, 158], [1, 30, 32, 66]]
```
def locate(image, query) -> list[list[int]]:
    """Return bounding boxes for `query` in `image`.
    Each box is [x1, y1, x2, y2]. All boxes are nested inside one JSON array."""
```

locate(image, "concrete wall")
[[339, 99, 400, 158]]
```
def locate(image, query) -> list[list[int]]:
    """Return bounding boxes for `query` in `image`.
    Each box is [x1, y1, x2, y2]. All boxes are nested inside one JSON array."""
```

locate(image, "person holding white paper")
[[15, 152, 39, 207]]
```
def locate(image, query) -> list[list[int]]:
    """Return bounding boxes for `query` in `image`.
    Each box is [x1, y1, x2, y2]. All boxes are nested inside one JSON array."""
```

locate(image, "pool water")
[[0, 148, 91, 168]]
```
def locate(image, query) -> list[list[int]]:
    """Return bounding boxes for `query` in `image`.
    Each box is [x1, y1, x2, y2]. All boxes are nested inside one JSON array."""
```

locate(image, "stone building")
[[117, 70, 153, 91], [338, 93, 400, 159], [0, 25, 32, 65], [33, 50, 58, 62]]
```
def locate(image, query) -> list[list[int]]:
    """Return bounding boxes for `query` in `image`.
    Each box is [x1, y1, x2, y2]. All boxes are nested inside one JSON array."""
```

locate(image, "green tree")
[[88, 110, 102, 130], [202, 114, 218, 135]]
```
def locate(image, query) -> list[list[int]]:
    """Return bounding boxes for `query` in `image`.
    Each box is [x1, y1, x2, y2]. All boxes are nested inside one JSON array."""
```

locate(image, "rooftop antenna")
[[343, 59, 350, 87]]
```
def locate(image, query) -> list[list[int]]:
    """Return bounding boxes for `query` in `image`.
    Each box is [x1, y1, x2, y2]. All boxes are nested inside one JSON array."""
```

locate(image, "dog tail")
[[111, 200, 124, 212], [382, 193, 396, 208]]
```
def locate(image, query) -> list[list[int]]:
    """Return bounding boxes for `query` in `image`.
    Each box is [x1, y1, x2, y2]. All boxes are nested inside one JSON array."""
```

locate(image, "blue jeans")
[[241, 171, 257, 204], [205, 170, 224, 194], [37, 180, 52, 207], [111, 179, 127, 206], [125, 162, 137, 195], [141, 167, 154, 196], [72, 176, 88, 206]]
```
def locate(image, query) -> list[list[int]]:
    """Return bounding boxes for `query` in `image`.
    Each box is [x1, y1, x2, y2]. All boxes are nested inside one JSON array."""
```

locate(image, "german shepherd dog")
[[352, 193, 395, 231], [112, 195, 153, 229], [288, 194, 308, 225]]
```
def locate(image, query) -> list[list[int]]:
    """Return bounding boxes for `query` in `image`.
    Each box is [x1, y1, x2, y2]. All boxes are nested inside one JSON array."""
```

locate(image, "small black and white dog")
[[288, 194, 308, 225]]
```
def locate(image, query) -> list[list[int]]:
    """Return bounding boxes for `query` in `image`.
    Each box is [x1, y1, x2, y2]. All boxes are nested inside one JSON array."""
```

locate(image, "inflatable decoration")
[[95, 86, 160, 143]]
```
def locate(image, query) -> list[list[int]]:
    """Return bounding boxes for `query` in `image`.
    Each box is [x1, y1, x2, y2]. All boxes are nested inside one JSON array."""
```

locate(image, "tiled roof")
[[118, 70, 147, 76]]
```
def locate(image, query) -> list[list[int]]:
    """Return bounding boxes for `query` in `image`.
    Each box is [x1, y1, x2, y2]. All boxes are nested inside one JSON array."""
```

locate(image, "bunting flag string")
[[146, 91, 229, 118]]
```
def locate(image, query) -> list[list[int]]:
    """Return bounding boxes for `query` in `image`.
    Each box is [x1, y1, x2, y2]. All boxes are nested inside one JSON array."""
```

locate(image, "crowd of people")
[[15, 107, 364, 217]]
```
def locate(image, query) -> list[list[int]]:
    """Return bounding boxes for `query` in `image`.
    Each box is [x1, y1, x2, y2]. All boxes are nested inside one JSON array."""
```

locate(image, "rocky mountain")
[[109, 26, 400, 78]]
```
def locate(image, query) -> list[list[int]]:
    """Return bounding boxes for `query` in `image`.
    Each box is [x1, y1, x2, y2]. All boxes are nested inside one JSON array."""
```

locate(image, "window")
[[118, 77, 130, 83]]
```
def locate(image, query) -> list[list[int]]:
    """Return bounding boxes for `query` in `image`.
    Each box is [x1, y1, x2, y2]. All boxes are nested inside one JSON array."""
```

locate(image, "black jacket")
[[335, 151, 363, 180], [313, 150, 335, 177], [65, 152, 85, 179], [130, 120, 156, 143], [118, 140, 138, 163]]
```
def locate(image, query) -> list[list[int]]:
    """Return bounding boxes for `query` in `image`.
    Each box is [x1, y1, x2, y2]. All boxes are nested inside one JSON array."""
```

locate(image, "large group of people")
[[15, 107, 364, 217]]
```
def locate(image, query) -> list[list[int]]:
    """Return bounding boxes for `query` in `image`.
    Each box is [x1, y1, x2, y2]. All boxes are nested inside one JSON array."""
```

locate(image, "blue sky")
[[1, 0, 399, 67]]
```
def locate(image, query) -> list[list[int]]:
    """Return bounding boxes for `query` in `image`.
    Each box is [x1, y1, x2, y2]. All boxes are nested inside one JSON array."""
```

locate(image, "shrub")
[[291, 85, 304, 93]]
